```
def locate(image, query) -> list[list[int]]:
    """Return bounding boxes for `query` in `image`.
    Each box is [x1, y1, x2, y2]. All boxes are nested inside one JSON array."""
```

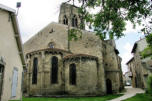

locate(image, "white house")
[[0, 4, 25, 101]]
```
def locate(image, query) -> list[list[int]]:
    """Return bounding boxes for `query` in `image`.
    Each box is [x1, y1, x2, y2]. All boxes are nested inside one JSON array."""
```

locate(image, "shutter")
[[11, 69, 18, 97]]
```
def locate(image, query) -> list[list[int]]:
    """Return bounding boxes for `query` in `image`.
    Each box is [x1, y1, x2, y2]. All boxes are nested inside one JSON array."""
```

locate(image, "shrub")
[[146, 34, 152, 48], [147, 74, 152, 94]]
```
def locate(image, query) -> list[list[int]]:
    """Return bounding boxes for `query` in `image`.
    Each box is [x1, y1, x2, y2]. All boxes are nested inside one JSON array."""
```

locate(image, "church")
[[23, 3, 123, 96]]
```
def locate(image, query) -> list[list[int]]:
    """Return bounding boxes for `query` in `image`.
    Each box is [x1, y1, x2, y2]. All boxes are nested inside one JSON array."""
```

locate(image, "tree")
[[66, 0, 152, 42]]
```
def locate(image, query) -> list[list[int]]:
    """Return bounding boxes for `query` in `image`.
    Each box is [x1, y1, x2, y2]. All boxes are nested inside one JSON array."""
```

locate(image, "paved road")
[[109, 86, 145, 101]]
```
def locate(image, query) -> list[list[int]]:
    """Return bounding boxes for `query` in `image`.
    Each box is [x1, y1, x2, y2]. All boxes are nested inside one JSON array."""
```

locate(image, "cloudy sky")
[[0, 0, 145, 74]]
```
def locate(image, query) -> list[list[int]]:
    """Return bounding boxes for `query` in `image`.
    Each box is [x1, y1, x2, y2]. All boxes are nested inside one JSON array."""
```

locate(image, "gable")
[[24, 22, 69, 54]]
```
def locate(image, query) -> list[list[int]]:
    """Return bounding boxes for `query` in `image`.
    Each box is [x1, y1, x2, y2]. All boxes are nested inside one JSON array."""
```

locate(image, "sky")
[[0, 0, 145, 74]]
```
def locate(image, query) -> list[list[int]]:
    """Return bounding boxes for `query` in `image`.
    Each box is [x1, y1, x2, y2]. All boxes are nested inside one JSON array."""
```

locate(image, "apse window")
[[49, 42, 55, 48], [69, 63, 76, 85], [51, 56, 58, 84], [32, 57, 38, 84]]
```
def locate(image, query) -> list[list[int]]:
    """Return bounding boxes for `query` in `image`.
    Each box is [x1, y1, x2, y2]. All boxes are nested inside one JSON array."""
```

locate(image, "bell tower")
[[58, 3, 85, 30]]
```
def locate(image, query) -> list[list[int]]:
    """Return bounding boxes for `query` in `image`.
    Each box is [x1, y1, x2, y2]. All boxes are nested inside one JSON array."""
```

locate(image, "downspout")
[[11, 13, 26, 68]]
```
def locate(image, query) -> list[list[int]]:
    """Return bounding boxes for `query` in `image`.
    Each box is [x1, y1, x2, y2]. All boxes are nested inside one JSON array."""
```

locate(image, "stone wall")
[[25, 49, 72, 96], [59, 3, 85, 29], [64, 58, 98, 95], [24, 3, 123, 96], [102, 41, 122, 93], [25, 49, 107, 96], [23, 22, 123, 95], [24, 23, 69, 54], [127, 38, 152, 89]]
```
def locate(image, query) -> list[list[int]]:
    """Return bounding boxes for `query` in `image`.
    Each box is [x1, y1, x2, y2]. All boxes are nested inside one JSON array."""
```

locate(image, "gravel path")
[[109, 86, 145, 101]]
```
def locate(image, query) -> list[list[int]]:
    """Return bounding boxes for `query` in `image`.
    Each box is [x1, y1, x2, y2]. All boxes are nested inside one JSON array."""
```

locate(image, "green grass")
[[9, 94, 122, 101], [123, 93, 152, 101]]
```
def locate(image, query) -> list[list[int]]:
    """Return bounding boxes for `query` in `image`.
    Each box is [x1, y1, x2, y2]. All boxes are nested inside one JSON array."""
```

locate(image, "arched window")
[[51, 56, 58, 84], [63, 15, 68, 25], [69, 63, 76, 85], [32, 58, 38, 84], [48, 42, 55, 48], [72, 15, 78, 27]]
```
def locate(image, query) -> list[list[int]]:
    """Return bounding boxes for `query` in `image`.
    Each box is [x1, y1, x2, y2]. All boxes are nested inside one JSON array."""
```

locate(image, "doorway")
[[106, 79, 112, 94], [0, 64, 4, 101], [135, 77, 137, 88]]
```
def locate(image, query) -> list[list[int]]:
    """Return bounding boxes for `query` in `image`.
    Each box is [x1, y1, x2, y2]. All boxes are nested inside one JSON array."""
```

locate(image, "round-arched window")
[[72, 15, 78, 27], [48, 42, 55, 48], [51, 56, 58, 84], [69, 63, 76, 85], [63, 15, 68, 25]]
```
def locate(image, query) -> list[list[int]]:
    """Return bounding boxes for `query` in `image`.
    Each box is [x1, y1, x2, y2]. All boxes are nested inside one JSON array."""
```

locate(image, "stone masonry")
[[23, 3, 123, 96]]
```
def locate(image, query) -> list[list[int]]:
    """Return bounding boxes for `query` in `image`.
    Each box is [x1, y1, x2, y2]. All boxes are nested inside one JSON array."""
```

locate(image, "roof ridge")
[[0, 3, 16, 13]]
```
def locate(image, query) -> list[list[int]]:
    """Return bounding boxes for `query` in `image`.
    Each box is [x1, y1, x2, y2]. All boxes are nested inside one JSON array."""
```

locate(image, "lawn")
[[10, 94, 122, 101], [123, 93, 152, 101]]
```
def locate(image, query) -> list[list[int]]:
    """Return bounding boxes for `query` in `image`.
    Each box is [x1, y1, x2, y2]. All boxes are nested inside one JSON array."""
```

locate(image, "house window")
[[69, 63, 76, 85], [32, 58, 38, 84], [0, 64, 4, 97], [0, 64, 4, 74], [72, 15, 78, 27], [63, 15, 68, 25], [51, 56, 58, 84]]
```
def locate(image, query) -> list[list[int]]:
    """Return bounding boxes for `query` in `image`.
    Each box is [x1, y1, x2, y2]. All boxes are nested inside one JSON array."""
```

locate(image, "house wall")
[[128, 38, 152, 89], [0, 9, 23, 101], [133, 39, 149, 88], [133, 50, 145, 88], [127, 60, 137, 88]]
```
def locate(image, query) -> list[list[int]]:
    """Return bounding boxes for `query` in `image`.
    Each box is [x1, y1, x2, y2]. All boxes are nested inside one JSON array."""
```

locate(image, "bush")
[[146, 34, 152, 47], [140, 47, 152, 59], [147, 74, 152, 94]]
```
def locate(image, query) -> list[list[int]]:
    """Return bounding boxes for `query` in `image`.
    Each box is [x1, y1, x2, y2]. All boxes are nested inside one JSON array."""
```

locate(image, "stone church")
[[23, 3, 123, 96]]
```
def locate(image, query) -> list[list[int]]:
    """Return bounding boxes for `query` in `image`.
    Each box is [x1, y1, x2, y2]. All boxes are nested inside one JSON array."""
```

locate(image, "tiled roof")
[[26, 48, 72, 55], [63, 54, 98, 60]]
